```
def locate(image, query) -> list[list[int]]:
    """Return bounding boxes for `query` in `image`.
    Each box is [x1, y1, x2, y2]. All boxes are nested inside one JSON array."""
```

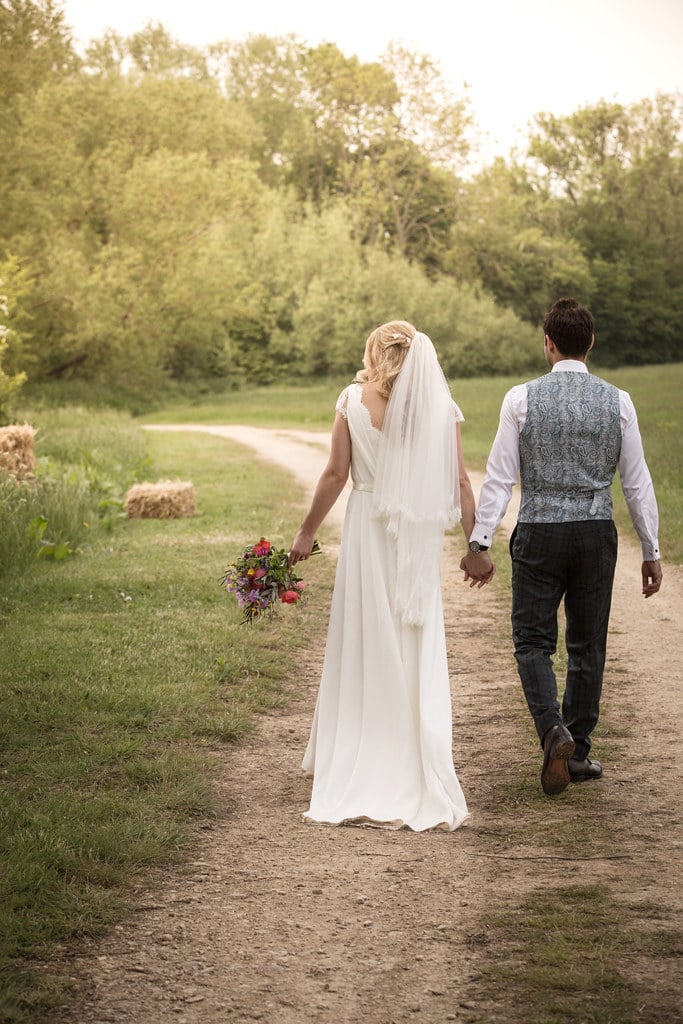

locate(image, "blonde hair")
[[355, 320, 417, 398]]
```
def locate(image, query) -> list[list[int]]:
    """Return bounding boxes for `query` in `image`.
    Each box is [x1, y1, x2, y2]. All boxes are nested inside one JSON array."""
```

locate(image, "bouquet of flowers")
[[221, 537, 321, 624]]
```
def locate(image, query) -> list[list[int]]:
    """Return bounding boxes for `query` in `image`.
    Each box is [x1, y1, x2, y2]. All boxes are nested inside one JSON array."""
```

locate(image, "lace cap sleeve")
[[452, 399, 464, 423], [335, 386, 351, 420]]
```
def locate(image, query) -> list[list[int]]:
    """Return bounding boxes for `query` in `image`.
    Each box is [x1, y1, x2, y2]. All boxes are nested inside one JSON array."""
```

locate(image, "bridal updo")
[[355, 320, 417, 398]]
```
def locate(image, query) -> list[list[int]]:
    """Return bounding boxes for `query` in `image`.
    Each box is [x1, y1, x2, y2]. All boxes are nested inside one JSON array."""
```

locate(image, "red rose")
[[280, 590, 299, 604]]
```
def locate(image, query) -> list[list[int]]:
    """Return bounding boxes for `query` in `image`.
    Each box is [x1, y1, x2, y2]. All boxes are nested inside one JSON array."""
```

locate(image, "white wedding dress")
[[302, 383, 469, 831]]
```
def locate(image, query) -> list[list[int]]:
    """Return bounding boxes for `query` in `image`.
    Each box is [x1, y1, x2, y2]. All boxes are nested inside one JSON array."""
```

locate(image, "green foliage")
[[1, 15, 538, 394], [0, 0, 76, 125], [0, 474, 90, 574], [256, 202, 543, 381], [449, 159, 595, 324], [5, 63, 268, 389], [0, 405, 148, 577], [1, 9, 680, 399], [0, 254, 31, 418], [446, 95, 683, 367], [526, 95, 683, 365]]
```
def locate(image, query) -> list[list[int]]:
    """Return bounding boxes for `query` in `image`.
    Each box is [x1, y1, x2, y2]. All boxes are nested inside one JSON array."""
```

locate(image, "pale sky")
[[61, 0, 683, 162]]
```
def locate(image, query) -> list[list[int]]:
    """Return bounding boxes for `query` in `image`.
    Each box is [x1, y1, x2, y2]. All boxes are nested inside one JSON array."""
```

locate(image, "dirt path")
[[61, 425, 682, 1023]]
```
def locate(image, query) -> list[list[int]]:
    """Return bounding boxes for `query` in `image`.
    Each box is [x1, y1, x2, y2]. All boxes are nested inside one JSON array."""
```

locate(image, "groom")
[[462, 297, 661, 795]]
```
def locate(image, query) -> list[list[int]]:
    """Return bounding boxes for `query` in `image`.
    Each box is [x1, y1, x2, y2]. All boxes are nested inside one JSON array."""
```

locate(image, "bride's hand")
[[288, 529, 316, 566], [476, 562, 496, 587], [460, 553, 496, 588]]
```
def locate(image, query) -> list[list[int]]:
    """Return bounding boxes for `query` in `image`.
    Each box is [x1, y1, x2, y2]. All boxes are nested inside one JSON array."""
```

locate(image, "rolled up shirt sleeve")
[[469, 385, 525, 548], [618, 391, 660, 561]]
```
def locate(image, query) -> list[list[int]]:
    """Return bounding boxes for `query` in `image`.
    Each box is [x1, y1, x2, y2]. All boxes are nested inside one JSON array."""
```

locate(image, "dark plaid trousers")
[[510, 520, 618, 760]]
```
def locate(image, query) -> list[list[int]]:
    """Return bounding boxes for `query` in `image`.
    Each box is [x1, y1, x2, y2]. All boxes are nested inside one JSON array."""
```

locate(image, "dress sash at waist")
[[353, 482, 374, 493]]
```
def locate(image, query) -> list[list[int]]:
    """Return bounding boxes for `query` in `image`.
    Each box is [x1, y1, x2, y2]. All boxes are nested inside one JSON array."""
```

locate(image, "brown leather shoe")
[[568, 757, 603, 783], [541, 724, 576, 795]]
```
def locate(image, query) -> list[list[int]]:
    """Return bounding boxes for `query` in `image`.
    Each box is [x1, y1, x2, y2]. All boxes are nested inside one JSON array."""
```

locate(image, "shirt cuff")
[[641, 540, 660, 562], [469, 525, 495, 548]]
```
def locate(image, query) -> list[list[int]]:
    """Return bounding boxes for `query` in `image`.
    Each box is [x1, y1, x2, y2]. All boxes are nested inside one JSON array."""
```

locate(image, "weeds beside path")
[[53, 424, 682, 1024]]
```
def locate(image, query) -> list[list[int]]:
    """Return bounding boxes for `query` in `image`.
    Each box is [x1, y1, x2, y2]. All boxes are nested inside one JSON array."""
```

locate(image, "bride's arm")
[[456, 422, 475, 539], [288, 413, 351, 565], [456, 422, 495, 585]]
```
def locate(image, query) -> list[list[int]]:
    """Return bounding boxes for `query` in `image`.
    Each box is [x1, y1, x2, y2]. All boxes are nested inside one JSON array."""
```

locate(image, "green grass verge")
[[480, 883, 681, 1024], [140, 380, 350, 428], [0, 428, 334, 1022]]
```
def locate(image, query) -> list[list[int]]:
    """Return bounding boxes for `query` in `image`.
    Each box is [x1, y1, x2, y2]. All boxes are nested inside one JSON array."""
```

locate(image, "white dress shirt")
[[469, 360, 660, 561]]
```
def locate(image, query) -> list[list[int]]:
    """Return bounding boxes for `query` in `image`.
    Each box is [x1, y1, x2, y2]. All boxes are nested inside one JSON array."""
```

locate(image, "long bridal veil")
[[372, 332, 461, 626]]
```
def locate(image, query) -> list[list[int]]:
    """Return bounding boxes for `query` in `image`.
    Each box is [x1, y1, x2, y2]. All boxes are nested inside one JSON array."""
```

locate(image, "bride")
[[288, 320, 493, 831]]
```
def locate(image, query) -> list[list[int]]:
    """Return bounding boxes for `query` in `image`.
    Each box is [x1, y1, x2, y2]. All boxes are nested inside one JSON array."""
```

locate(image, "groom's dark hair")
[[543, 298, 594, 358]]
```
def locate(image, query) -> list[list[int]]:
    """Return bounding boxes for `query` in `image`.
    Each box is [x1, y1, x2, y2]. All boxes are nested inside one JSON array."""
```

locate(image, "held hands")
[[460, 551, 496, 588], [642, 559, 662, 598]]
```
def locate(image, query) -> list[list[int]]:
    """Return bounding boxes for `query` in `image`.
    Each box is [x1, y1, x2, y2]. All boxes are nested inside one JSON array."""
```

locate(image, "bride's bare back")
[[360, 382, 388, 431]]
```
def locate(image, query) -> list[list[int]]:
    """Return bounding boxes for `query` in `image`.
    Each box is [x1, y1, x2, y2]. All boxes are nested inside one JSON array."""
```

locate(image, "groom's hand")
[[460, 551, 496, 588], [642, 559, 662, 598]]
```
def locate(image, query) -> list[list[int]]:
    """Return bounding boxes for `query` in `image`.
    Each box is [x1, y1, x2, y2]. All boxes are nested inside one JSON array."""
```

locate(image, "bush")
[[280, 210, 544, 380], [0, 406, 149, 578]]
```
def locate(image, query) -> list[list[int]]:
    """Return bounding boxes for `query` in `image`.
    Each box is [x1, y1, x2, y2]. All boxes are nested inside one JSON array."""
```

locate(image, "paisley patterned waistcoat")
[[519, 371, 622, 523]]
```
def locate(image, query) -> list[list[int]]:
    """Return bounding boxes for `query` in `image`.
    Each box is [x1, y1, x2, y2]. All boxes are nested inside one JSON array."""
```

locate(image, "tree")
[[213, 34, 309, 188], [0, 255, 30, 418], [258, 198, 541, 381], [0, 0, 77, 231], [23, 150, 270, 389], [2, 53, 267, 388], [448, 159, 594, 324], [295, 42, 399, 203], [0, 0, 75, 118], [4, 16, 677, 395], [382, 43, 471, 170], [221, 37, 401, 202], [218, 38, 472, 274], [527, 94, 683, 364]]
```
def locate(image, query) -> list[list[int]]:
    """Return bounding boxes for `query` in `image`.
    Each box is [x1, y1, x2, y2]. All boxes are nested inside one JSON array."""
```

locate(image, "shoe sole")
[[541, 737, 575, 795]]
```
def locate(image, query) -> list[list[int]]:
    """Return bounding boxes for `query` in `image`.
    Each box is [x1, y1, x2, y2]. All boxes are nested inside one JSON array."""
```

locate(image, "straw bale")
[[124, 479, 197, 519], [0, 423, 36, 479]]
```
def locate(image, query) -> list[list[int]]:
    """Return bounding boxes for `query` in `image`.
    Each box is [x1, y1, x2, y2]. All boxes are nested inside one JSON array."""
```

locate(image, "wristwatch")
[[468, 540, 489, 553]]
